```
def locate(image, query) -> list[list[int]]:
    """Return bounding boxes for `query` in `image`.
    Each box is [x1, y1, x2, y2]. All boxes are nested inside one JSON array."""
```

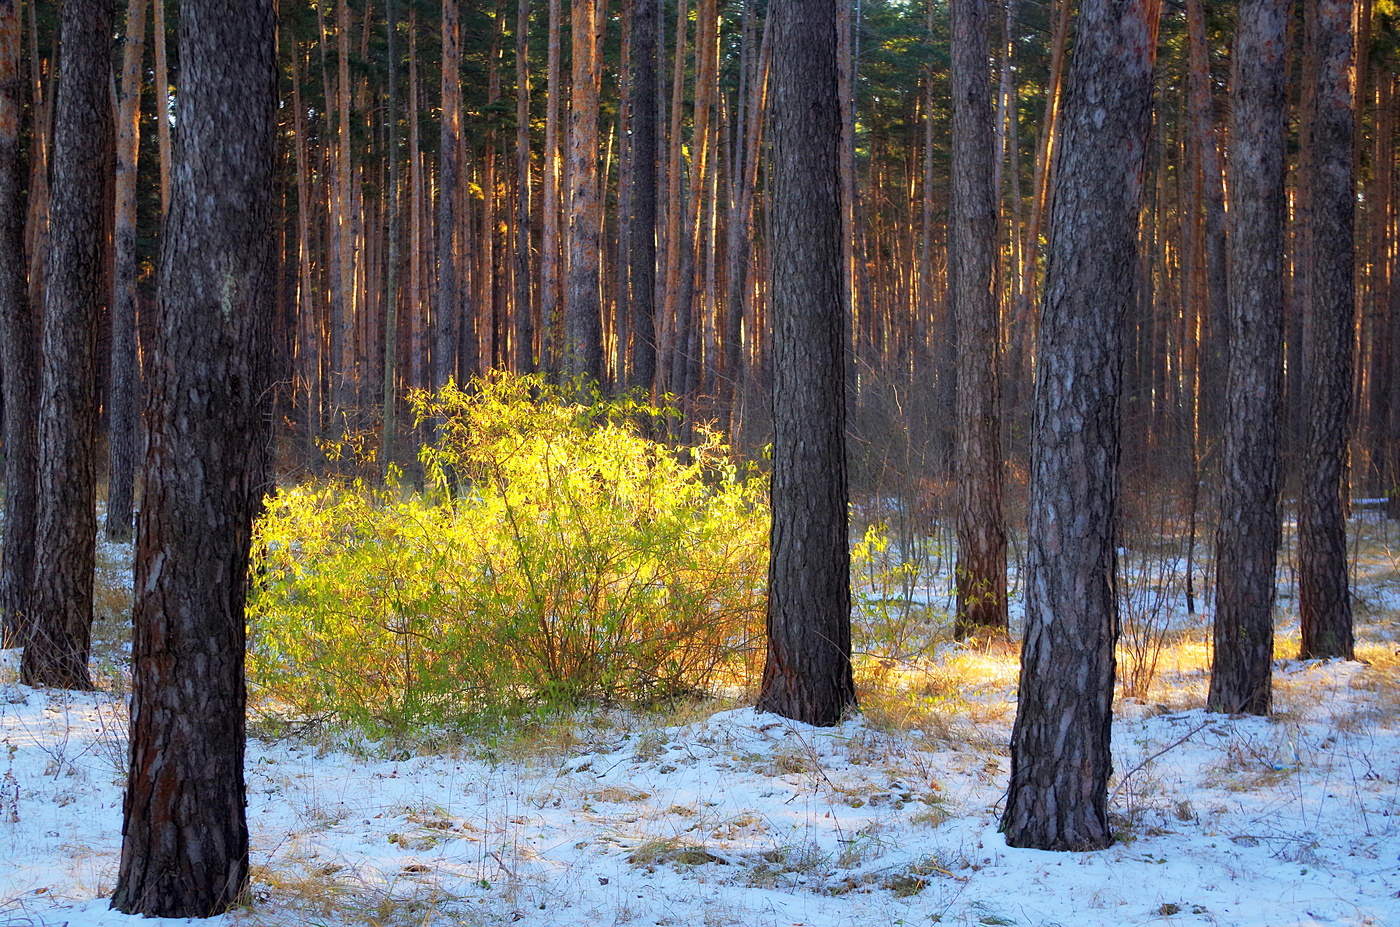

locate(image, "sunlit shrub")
[[248, 373, 768, 735]]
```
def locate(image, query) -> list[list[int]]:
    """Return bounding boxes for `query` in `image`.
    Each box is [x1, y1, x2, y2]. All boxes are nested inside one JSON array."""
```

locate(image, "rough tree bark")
[[1001, 0, 1158, 851], [21, 0, 113, 689], [107, 0, 150, 543], [110, 0, 276, 915], [950, 0, 1008, 639], [1298, 0, 1355, 660], [0, 0, 37, 649], [1208, 0, 1287, 716], [755, 0, 856, 728]]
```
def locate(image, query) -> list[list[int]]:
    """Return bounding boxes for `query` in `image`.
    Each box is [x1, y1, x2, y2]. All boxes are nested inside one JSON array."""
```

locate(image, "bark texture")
[[755, 0, 856, 728], [110, 0, 277, 916], [0, 0, 36, 649], [1208, 0, 1287, 715], [1298, 0, 1355, 660], [950, 0, 1008, 639], [22, 0, 113, 689], [1001, 0, 1158, 851]]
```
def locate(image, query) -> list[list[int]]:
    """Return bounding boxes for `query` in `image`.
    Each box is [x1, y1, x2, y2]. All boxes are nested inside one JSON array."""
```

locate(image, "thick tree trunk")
[[1001, 0, 1158, 852], [565, 0, 603, 381], [756, 0, 856, 729], [626, 0, 658, 394], [110, 0, 275, 915], [0, 0, 37, 649], [950, 0, 1008, 639], [21, 0, 113, 690], [107, 0, 149, 543], [1208, 0, 1287, 716], [1299, 0, 1355, 660]]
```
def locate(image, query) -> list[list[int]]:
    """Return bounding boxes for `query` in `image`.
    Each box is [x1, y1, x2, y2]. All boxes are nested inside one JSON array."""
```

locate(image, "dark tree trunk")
[[0, 0, 37, 650], [21, 0, 113, 690], [107, 0, 150, 543], [110, 0, 276, 916], [755, 0, 856, 729], [950, 0, 1007, 639], [1001, 0, 1158, 851], [1298, 0, 1355, 660], [1208, 0, 1287, 716], [627, 0, 658, 395]]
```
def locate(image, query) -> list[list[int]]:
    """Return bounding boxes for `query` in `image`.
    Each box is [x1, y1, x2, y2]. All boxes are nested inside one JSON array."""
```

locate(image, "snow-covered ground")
[[1, 519, 1398, 927]]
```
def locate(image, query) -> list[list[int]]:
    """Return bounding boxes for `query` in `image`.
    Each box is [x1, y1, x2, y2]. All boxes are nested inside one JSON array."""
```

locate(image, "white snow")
[[1, 519, 1398, 927]]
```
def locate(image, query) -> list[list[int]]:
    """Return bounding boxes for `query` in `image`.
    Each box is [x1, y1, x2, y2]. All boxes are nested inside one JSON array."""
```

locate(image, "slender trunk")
[[435, 0, 463, 390], [1208, 0, 1287, 716], [514, 0, 534, 372], [0, 0, 37, 649], [540, 0, 562, 373], [381, 0, 400, 471], [153, 0, 170, 216], [627, 0, 658, 393], [107, 0, 149, 543], [565, 0, 602, 381]]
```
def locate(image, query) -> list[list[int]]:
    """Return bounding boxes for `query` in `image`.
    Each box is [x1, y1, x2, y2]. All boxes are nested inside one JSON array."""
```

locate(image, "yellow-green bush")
[[248, 373, 768, 735]]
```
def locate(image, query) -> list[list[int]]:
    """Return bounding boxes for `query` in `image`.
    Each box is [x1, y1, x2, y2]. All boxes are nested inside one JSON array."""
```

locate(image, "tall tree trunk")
[[290, 44, 320, 459], [565, 0, 603, 381], [1001, 0, 1159, 852], [1208, 0, 1287, 716], [107, 0, 149, 543], [626, 0, 658, 394], [0, 0, 37, 649], [435, 0, 463, 390], [331, 0, 355, 416], [541, 0, 563, 373], [153, 0, 171, 216], [1299, 0, 1355, 660], [756, 0, 856, 729], [110, 0, 275, 915], [513, 0, 534, 372], [21, 0, 113, 690], [382, 0, 400, 471], [951, 0, 1008, 639]]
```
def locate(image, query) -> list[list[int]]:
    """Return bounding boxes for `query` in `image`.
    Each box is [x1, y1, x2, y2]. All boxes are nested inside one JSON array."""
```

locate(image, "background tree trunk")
[[1298, 0, 1355, 660], [565, 0, 603, 381], [435, 0, 462, 390], [107, 0, 149, 543], [626, 0, 658, 395], [111, 0, 276, 915], [1001, 0, 1158, 852], [950, 0, 1008, 639], [0, 0, 37, 649], [21, 0, 113, 690], [756, 0, 856, 729]]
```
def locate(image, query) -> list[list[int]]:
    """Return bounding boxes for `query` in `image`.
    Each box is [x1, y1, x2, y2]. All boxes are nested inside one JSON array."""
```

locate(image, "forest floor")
[[1, 516, 1398, 927]]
